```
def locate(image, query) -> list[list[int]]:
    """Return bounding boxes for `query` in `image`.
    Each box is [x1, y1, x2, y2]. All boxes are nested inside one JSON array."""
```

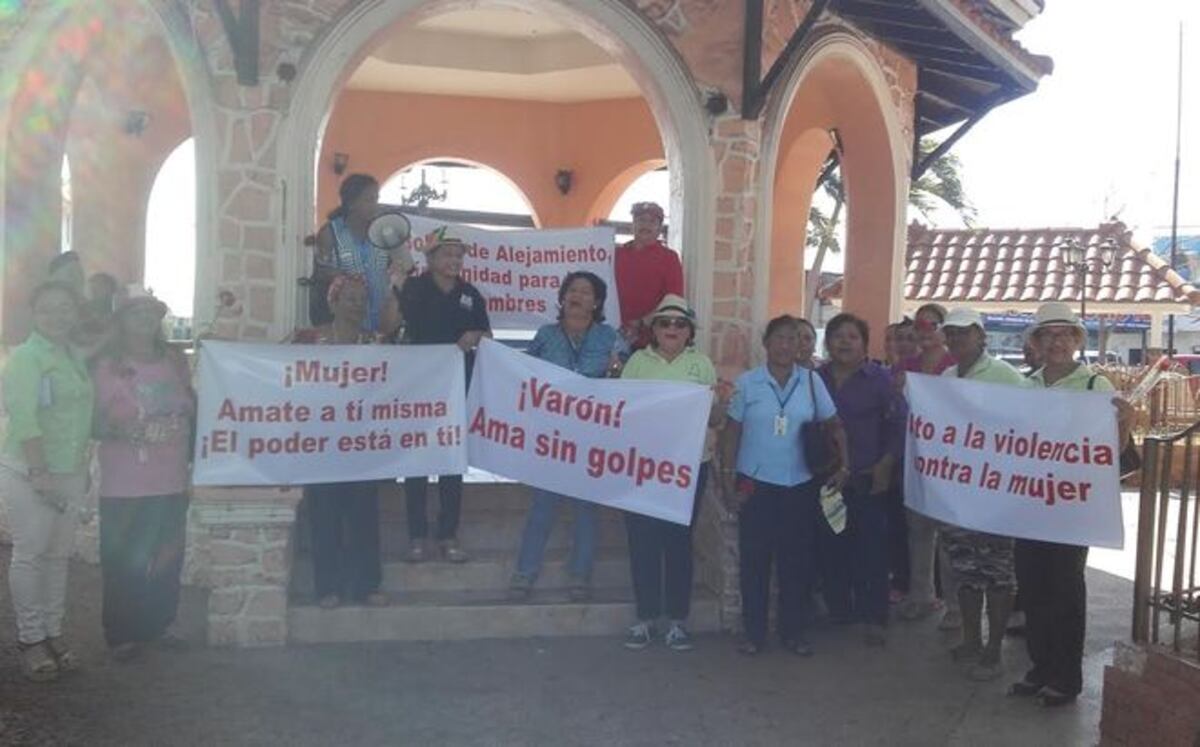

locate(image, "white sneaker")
[[665, 622, 693, 651]]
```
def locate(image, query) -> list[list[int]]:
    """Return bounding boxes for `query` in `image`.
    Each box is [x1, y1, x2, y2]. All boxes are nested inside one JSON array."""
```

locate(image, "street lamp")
[[1058, 237, 1118, 341]]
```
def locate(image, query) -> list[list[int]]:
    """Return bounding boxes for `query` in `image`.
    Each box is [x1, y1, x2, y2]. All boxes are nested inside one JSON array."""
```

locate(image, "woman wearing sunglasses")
[[618, 294, 722, 652], [896, 303, 960, 626]]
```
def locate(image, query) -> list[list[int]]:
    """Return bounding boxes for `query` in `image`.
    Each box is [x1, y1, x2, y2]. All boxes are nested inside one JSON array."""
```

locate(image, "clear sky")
[[141, 1, 1197, 314], [954, 0, 1197, 240]]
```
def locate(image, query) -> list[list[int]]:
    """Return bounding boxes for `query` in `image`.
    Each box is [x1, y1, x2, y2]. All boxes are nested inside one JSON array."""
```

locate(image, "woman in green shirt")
[[1011, 302, 1133, 707], [1, 281, 94, 681], [619, 294, 721, 652]]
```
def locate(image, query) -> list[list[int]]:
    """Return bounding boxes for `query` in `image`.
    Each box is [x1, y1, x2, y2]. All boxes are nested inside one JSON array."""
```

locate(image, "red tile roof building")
[[822, 221, 1200, 308]]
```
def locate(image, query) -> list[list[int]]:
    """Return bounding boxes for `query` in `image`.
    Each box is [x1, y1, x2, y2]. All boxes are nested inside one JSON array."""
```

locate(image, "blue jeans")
[[515, 489, 597, 581]]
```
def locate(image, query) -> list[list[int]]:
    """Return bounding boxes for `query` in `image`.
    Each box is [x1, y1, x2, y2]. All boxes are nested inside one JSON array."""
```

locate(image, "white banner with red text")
[[405, 216, 619, 331], [903, 372, 1123, 549], [466, 339, 709, 525], [192, 341, 466, 486]]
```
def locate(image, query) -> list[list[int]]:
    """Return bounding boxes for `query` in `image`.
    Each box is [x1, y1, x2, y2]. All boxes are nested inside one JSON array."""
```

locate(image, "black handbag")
[[801, 370, 837, 479]]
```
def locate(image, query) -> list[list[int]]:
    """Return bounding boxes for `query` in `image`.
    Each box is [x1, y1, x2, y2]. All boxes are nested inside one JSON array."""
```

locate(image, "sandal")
[[1036, 687, 1077, 708], [18, 641, 59, 682], [783, 638, 814, 657], [1008, 679, 1043, 697], [110, 642, 141, 663], [737, 640, 763, 656], [45, 637, 79, 672]]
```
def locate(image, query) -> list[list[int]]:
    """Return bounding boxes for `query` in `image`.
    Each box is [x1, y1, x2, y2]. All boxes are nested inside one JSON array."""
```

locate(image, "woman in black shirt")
[[397, 233, 490, 563]]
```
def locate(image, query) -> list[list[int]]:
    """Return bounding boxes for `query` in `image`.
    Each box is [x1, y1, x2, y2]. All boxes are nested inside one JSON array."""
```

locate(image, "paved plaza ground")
[[0, 550, 1132, 747]]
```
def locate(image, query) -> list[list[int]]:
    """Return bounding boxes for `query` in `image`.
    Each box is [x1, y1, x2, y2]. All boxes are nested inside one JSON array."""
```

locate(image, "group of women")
[[3, 257, 195, 681], [3, 173, 1130, 710]]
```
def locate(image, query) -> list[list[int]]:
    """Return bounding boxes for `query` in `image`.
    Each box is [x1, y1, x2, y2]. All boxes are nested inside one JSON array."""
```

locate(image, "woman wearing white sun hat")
[[1010, 302, 1134, 707]]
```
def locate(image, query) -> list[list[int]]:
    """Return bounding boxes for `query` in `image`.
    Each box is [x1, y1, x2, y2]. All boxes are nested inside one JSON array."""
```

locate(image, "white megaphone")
[[366, 206, 412, 251]]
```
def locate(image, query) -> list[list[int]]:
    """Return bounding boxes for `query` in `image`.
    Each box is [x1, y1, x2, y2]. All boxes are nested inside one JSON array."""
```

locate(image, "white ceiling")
[[344, 9, 641, 103]]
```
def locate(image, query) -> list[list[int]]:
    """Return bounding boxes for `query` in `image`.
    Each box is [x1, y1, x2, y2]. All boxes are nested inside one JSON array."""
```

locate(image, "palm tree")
[[804, 137, 976, 320]]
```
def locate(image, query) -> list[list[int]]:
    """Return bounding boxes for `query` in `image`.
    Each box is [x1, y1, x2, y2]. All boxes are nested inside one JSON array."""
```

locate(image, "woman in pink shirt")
[[93, 289, 195, 660], [894, 303, 960, 628]]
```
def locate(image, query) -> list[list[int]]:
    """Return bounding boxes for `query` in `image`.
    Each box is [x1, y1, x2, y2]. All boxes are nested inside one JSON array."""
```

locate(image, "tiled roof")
[[953, 0, 1054, 76], [819, 222, 1200, 307]]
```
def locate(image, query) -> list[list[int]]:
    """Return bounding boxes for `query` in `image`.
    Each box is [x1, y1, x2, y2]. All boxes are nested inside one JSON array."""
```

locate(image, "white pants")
[[905, 509, 960, 611], [1, 465, 85, 644]]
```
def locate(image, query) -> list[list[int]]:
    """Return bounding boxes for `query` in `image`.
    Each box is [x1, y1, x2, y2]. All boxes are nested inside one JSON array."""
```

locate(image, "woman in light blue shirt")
[[721, 315, 847, 656], [508, 272, 621, 602]]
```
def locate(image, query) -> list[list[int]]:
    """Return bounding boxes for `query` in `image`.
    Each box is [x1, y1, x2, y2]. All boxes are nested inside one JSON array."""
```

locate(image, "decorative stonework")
[[191, 492, 301, 647], [708, 114, 761, 372]]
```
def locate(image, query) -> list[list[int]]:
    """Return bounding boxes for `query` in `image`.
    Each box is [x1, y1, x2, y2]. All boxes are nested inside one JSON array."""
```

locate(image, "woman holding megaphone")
[[312, 173, 407, 333]]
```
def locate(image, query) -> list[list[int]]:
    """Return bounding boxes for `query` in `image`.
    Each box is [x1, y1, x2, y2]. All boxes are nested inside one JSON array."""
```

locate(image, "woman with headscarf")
[[508, 272, 622, 602], [1, 282, 93, 680], [292, 274, 392, 609], [619, 294, 721, 651], [93, 288, 195, 659], [312, 173, 399, 333], [1011, 302, 1133, 707]]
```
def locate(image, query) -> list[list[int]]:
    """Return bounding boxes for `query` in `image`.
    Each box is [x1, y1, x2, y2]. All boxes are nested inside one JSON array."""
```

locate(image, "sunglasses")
[[654, 318, 691, 329]]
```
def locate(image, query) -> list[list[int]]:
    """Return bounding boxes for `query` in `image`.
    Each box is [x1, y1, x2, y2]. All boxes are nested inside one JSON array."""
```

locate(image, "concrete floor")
[[0, 496, 1147, 747]]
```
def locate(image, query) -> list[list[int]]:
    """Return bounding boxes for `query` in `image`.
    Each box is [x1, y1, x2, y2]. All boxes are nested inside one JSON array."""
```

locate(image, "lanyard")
[[560, 325, 584, 371], [771, 369, 801, 413]]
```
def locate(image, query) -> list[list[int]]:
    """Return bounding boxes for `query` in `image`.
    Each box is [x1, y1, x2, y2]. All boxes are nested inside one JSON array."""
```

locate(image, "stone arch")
[[0, 1, 219, 340], [277, 0, 716, 339], [756, 30, 912, 351], [586, 158, 668, 226]]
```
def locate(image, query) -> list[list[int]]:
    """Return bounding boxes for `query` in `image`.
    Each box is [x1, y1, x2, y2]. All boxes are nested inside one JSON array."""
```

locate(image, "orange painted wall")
[[67, 34, 191, 288], [318, 91, 664, 229], [769, 54, 905, 349]]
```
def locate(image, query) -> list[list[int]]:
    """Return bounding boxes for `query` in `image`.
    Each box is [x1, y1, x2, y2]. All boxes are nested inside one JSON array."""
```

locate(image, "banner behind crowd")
[[466, 339, 709, 525], [406, 216, 619, 330], [193, 341, 467, 486], [903, 373, 1124, 549]]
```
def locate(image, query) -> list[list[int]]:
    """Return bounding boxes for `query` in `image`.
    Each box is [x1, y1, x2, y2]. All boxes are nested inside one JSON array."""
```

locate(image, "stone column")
[[190, 488, 301, 647], [703, 114, 765, 630]]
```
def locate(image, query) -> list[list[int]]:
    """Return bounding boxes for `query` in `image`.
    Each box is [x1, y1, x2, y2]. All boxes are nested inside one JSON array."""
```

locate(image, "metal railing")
[[1096, 364, 1200, 434], [1131, 422, 1200, 659]]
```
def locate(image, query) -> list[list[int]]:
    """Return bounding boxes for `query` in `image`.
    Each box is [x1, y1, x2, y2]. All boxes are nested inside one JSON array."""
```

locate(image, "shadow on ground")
[[0, 547, 1132, 746]]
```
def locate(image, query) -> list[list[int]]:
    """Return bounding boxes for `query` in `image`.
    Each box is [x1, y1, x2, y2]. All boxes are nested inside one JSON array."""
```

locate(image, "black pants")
[[817, 481, 890, 625], [100, 494, 189, 646], [886, 484, 910, 592], [738, 478, 818, 646], [307, 481, 382, 601], [625, 465, 707, 622], [404, 475, 463, 541], [1015, 539, 1088, 696]]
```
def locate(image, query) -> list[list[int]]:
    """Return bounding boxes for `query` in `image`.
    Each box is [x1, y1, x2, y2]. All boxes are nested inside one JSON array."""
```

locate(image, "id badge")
[[773, 414, 788, 437], [38, 374, 54, 408]]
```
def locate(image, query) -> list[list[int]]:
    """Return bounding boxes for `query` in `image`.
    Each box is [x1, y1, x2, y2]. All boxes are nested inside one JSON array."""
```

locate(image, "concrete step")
[[291, 548, 633, 595], [287, 589, 721, 643]]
